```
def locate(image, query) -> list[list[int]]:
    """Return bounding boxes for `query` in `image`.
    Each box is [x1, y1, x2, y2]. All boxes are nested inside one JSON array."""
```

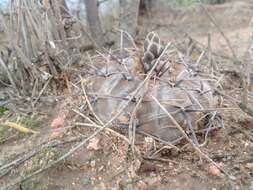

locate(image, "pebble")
[[81, 176, 91, 187], [90, 160, 96, 168], [209, 164, 221, 176]]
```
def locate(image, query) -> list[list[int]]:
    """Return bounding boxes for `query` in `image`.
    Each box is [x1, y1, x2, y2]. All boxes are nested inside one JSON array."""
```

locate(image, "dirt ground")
[[0, 1, 253, 190]]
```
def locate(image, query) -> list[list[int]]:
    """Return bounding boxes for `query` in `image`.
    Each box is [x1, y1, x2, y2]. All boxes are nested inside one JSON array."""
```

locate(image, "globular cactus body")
[[87, 32, 216, 142]]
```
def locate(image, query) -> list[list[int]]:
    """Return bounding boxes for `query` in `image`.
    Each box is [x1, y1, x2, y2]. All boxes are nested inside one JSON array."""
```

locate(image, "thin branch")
[[151, 95, 234, 180], [0, 58, 19, 94], [198, 2, 238, 62], [79, 75, 104, 126]]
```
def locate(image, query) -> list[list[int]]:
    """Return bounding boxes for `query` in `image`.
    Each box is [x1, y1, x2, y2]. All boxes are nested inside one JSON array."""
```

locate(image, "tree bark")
[[84, 0, 105, 47]]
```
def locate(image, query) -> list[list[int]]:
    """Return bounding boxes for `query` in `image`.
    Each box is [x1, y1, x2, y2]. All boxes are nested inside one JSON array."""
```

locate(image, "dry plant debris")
[[0, 30, 241, 189], [1, 1, 253, 188]]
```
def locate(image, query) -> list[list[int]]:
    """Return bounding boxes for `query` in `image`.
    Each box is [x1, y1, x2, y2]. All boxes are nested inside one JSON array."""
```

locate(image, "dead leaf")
[[87, 137, 100, 151]]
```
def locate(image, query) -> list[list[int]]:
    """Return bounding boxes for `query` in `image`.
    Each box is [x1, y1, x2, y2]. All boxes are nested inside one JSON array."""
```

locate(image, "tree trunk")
[[119, 0, 140, 46], [139, 0, 152, 15], [84, 0, 105, 47]]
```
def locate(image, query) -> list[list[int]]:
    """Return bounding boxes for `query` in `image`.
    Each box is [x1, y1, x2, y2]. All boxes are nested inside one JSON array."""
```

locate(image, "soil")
[[0, 1, 253, 190]]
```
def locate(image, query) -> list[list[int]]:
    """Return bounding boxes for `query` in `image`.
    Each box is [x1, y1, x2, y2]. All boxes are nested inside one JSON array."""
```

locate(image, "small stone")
[[145, 176, 161, 186], [150, 172, 156, 177], [99, 182, 106, 190], [229, 175, 237, 181], [81, 176, 91, 187], [208, 164, 221, 176], [245, 163, 253, 171], [137, 180, 148, 190], [144, 137, 153, 143], [90, 160, 96, 168]]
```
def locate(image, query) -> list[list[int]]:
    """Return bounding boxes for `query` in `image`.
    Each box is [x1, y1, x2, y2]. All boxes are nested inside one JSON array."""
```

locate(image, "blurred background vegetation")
[[0, 0, 222, 12]]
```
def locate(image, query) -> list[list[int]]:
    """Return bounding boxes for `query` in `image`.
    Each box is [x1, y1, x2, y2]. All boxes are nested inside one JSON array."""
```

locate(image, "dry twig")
[[152, 95, 234, 180], [198, 1, 238, 62]]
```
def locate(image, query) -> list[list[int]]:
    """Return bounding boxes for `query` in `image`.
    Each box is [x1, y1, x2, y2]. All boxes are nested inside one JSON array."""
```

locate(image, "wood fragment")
[[1, 121, 38, 134]]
